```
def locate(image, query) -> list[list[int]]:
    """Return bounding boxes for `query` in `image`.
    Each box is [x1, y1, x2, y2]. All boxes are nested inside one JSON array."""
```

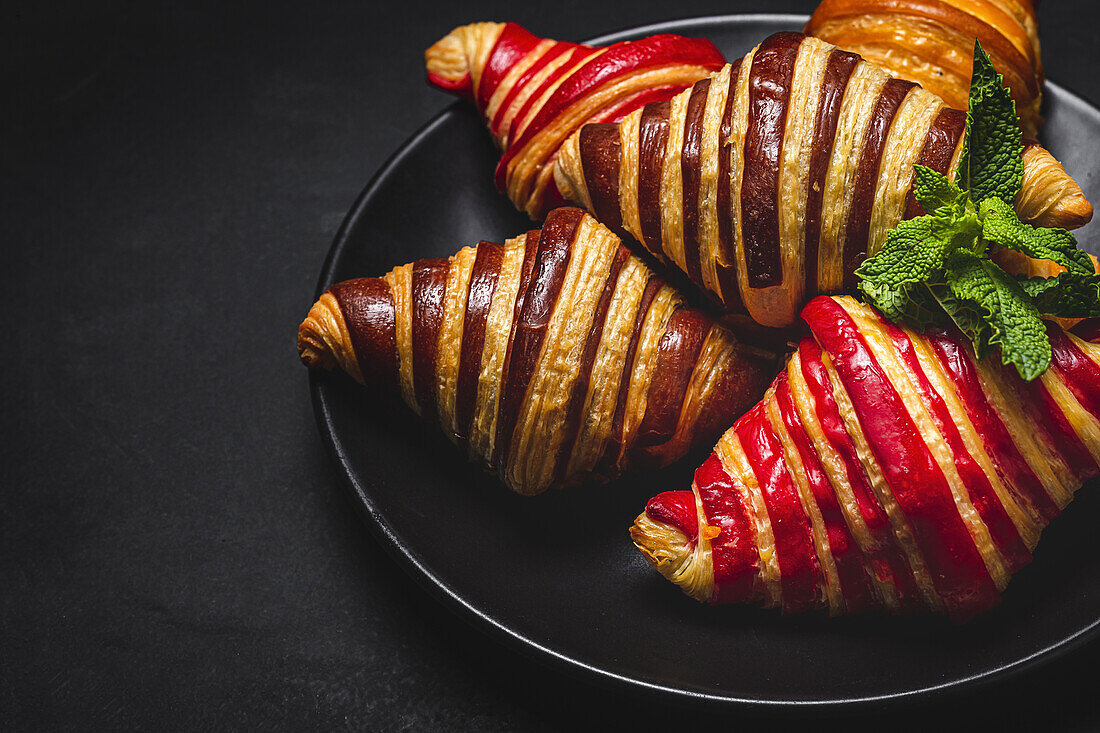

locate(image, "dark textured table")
[[5, 0, 1099, 728]]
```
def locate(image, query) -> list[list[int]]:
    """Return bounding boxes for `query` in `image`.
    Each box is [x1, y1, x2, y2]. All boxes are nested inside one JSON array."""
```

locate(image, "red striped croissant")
[[632, 295, 1100, 622], [424, 22, 725, 218], [554, 32, 1093, 328], [298, 208, 772, 496], [806, 0, 1044, 137]]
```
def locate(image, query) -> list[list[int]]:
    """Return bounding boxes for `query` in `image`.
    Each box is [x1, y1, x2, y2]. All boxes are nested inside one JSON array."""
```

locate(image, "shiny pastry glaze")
[[425, 22, 725, 218], [298, 208, 771, 496], [554, 31, 1092, 328], [633, 295, 1100, 621]]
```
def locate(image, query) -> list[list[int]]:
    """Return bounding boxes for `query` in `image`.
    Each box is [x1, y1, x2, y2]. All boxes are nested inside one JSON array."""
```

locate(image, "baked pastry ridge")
[[425, 22, 726, 218], [632, 295, 1100, 621], [299, 208, 773, 496], [554, 32, 1093, 328]]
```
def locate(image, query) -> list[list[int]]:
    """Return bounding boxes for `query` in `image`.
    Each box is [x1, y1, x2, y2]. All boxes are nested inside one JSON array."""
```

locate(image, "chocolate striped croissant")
[[632, 295, 1100, 621], [806, 0, 1044, 137], [424, 22, 725, 218], [298, 208, 772, 496], [554, 32, 1093, 329]]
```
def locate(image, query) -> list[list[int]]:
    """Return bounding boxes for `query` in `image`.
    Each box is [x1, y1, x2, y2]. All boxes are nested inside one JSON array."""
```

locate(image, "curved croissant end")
[[425, 21, 726, 218], [555, 32, 1091, 328], [1018, 143, 1094, 229], [806, 0, 1044, 138], [298, 292, 363, 383], [298, 208, 772, 495], [636, 294, 1100, 621], [631, 491, 715, 603], [424, 22, 505, 101]]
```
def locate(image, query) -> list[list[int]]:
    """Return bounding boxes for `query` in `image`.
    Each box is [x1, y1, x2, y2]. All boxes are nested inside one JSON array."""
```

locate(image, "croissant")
[[805, 0, 1044, 137], [424, 22, 725, 219], [298, 208, 772, 496], [554, 32, 1093, 328], [631, 295, 1100, 621]]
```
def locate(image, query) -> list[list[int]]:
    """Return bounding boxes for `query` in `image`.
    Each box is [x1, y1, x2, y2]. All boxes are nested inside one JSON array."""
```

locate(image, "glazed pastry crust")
[[634, 295, 1100, 620], [298, 208, 772, 496], [555, 32, 1092, 328]]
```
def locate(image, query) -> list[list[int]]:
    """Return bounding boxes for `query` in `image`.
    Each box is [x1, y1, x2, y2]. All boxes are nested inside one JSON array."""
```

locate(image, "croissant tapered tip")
[[631, 509, 714, 603], [425, 22, 504, 99], [297, 292, 363, 383]]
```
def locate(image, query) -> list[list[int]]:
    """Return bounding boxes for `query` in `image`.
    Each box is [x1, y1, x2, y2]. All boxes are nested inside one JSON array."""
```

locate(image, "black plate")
[[311, 14, 1100, 708]]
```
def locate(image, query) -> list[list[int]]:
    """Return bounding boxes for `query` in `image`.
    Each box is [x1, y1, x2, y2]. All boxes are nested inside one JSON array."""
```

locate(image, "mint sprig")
[[856, 40, 1100, 382]]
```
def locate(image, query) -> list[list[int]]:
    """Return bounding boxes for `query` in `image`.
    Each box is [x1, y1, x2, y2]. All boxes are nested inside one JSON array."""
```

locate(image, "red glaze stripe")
[[328, 278, 398, 391], [741, 33, 803, 288], [411, 258, 450, 420], [645, 489, 699, 541], [490, 41, 576, 135], [925, 328, 1060, 524], [596, 275, 665, 475], [803, 297, 1001, 620], [579, 123, 624, 234], [585, 85, 683, 125], [637, 100, 671, 255], [1049, 325, 1100, 424], [738, 401, 821, 612], [905, 108, 966, 218], [498, 35, 723, 193], [716, 59, 746, 312], [695, 453, 762, 604], [1074, 319, 1100, 344], [681, 78, 712, 290], [997, 359, 1099, 483], [454, 242, 504, 441], [774, 373, 872, 613], [881, 318, 1031, 573], [553, 246, 630, 483], [798, 339, 922, 609], [844, 78, 917, 290], [493, 210, 583, 469], [804, 49, 860, 296], [634, 308, 711, 449], [426, 71, 473, 102], [476, 23, 542, 115]]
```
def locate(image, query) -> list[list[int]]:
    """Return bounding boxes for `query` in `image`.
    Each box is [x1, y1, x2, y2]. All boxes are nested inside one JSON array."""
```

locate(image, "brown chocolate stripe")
[[595, 274, 665, 476], [328, 278, 398, 390], [637, 100, 671, 257], [579, 123, 623, 235], [681, 78, 711, 291], [716, 58, 745, 313], [634, 308, 712, 448], [904, 107, 967, 219], [454, 242, 503, 442], [804, 49, 860, 297], [552, 245, 631, 483], [843, 78, 917, 290], [411, 258, 450, 419], [741, 32, 803, 289], [492, 209, 584, 471]]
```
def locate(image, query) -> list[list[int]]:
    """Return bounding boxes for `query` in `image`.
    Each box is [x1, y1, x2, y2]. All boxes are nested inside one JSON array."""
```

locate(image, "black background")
[[4, 0, 1099, 728]]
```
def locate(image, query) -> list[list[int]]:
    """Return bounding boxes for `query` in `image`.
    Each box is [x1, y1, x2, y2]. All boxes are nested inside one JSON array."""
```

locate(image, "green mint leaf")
[[979, 197, 1093, 274], [943, 250, 1051, 380], [856, 216, 957, 321], [929, 281, 994, 360], [957, 41, 1024, 206], [912, 165, 968, 215], [1019, 272, 1100, 318]]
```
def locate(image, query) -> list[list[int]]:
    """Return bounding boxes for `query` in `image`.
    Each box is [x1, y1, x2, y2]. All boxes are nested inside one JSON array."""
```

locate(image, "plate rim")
[[310, 13, 1100, 709]]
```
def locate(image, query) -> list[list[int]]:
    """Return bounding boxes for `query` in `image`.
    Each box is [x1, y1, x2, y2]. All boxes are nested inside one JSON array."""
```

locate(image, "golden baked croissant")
[[554, 32, 1093, 328], [632, 295, 1100, 621], [424, 22, 725, 219], [804, 0, 1093, 240], [298, 208, 772, 496], [805, 0, 1044, 137]]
